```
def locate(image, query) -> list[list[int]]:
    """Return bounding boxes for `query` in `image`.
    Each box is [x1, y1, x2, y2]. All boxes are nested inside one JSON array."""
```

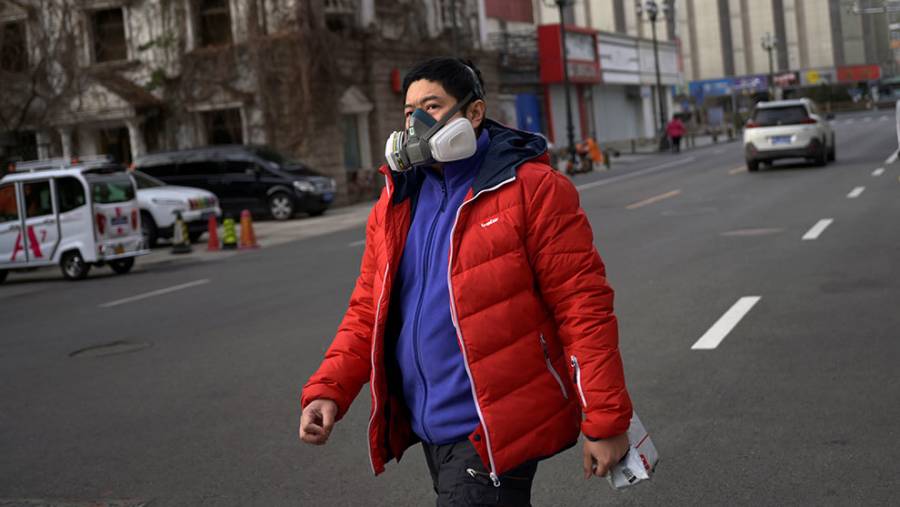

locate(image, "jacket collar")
[[380, 118, 549, 204]]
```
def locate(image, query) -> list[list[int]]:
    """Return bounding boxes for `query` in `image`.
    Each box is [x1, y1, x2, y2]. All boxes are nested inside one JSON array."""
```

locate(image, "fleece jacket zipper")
[[410, 174, 448, 443]]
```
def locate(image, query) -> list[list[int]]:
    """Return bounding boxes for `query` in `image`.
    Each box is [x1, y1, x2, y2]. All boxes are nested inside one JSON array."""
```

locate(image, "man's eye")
[[404, 111, 412, 118]]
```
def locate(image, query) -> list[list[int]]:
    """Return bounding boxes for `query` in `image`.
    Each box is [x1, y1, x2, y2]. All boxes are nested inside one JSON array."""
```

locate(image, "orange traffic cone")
[[239, 209, 258, 249], [206, 215, 220, 251]]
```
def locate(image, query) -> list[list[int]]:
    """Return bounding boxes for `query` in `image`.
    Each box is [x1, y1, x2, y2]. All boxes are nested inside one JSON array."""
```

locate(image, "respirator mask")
[[384, 91, 479, 173]]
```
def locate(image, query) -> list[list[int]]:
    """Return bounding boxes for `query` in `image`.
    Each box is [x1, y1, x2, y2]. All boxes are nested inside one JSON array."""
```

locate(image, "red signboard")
[[485, 0, 533, 23], [837, 64, 881, 83], [537, 24, 601, 84]]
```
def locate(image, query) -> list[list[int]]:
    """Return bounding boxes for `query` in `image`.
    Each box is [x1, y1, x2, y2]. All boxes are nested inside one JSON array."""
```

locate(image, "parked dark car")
[[133, 145, 336, 220]]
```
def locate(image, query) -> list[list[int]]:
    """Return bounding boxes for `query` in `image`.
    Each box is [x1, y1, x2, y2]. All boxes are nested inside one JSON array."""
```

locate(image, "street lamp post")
[[761, 32, 777, 100], [636, 1, 673, 151], [544, 0, 578, 168]]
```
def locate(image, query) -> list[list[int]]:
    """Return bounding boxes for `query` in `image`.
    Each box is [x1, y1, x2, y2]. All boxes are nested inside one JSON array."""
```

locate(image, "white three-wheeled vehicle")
[[0, 157, 148, 283]]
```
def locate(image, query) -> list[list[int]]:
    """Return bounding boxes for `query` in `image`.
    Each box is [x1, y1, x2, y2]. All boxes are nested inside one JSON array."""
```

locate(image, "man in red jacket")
[[299, 58, 632, 505]]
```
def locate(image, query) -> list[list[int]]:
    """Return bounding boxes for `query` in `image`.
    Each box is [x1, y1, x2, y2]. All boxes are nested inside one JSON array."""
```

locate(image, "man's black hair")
[[401, 57, 485, 108]]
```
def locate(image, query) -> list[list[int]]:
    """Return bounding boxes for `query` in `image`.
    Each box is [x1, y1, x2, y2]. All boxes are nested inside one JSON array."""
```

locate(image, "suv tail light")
[[745, 121, 760, 129], [131, 209, 138, 230], [800, 117, 817, 124], [96, 213, 107, 235]]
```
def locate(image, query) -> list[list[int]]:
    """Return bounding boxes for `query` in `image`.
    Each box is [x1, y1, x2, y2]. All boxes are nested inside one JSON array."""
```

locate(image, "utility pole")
[[544, 0, 578, 168], [761, 32, 777, 100], [636, 1, 674, 151]]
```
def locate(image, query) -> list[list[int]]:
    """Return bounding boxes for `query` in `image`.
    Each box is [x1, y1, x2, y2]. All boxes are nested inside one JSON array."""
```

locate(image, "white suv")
[[130, 170, 221, 247], [743, 98, 835, 172]]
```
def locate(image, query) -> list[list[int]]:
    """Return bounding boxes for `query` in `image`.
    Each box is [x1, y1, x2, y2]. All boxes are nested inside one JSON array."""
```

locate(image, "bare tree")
[[0, 0, 86, 157]]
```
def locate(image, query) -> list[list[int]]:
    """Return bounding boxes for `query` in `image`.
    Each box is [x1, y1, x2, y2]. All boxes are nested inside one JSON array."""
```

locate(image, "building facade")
[[678, 0, 895, 84], [481, 0, 683, 146], [0, 0, 495, 203]]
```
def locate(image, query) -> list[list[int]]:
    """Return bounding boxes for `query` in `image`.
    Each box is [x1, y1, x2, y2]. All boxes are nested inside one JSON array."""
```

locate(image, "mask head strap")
[[421, 91, 475, 140]]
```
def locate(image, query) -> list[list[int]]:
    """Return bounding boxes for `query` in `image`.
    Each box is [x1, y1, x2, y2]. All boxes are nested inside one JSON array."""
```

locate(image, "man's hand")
[[582, 432, 630, 479], [299, 399, 338, 445]]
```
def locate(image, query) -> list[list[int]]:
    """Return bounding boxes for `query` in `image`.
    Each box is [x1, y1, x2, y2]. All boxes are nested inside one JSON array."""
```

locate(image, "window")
[[752, 106, 810, 126], [92, 8, 128, 63], [341, 115, 361, 171], [140, 162, 178, 179], [56, 177, 87, 213], [202, 108, 243, 145], [23, 181, 52, 218], [0, 21, 27, 72], [198, 0, 233, 47], [89, 176, 135, 203], [131, 170, 165, 189], [178, 160, 222, 176], [221, 160, 257, 175], [0, 184, 18, 223]]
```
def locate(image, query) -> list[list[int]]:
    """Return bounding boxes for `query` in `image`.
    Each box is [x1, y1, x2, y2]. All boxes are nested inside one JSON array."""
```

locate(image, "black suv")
[[134, 145, 336, 220]]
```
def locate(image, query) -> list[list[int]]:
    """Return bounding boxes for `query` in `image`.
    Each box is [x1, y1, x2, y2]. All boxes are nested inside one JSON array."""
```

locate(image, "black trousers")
[[422, 440, 538, 507]]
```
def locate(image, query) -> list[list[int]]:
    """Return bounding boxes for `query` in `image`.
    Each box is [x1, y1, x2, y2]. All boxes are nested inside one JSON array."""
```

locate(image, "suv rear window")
[[89, 176, 135, 203], [752, 106, 809, 126]]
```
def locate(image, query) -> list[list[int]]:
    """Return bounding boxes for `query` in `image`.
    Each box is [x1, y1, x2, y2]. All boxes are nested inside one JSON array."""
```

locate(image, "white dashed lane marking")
[[802, 219, 834, 241], [691, 296, 761, 350], [873, 168, 885, 176], [99, 279, 211, 308], [847, 186, 865, 199]]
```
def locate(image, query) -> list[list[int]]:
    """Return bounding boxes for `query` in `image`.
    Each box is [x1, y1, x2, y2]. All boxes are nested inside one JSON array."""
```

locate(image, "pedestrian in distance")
[[299, 57, 633, 506], [666, 115, 686, 153]]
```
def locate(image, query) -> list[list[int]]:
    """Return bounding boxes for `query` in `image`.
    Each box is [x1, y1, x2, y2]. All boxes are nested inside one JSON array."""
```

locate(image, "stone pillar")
[[58, 127, 74, 160], [125, 118, 146, 161]]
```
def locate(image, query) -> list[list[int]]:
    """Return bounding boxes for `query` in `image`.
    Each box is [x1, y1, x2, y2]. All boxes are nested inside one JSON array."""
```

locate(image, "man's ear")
[[466, 99, 486, 130]]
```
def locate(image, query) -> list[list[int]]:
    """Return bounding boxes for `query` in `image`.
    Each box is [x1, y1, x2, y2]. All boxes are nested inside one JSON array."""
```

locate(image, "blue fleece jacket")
[[391, 129, 491, 445]]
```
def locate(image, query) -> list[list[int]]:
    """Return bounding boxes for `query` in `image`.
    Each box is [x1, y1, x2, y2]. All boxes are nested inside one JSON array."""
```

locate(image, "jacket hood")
[[383, 119, 549, 203]]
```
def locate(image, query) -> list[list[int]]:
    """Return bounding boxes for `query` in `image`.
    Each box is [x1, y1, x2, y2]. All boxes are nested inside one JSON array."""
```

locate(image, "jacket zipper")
[[447, 176, 516, 488], [367, 262, 391, 474], [570, 355, 588, 408], [410, 175, 448, 444], [539, 334, 568, 400]]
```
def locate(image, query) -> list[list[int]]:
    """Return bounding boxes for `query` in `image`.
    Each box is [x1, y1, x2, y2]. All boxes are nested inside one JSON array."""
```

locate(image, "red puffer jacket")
[[301, 121, 632, 480]]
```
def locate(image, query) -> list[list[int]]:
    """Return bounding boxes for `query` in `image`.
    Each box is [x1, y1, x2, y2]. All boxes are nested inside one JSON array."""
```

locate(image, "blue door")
[[515, 93, 542, 133]]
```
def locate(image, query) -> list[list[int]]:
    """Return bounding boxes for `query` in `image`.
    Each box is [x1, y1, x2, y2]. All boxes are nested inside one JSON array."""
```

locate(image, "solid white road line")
[[802, 219, 834, 240], [99, 279, 211, 308], [886, 150, 899, 165], [348, 239, 366, 247], [847, 186, 865, 199], [626, 189, 682, 209], [575, 157, 696, 191], [691, 296, 761, 350], [873, 168, 885, 176], [728, 166, 746, 175]]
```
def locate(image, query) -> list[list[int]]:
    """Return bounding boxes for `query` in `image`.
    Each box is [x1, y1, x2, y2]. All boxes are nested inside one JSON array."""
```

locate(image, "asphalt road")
[[2, 109, 899, 506]]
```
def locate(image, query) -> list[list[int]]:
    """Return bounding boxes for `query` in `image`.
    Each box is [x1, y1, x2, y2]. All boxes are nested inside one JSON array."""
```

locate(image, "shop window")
[[0, 21, 27, 71], [23, 181, 52, 218], [56, 177, 87, 213], [91, 8, 128, 63], [0, 184, 18, 223], [198, 0, 233, 47], [202, 108, 243, 145]]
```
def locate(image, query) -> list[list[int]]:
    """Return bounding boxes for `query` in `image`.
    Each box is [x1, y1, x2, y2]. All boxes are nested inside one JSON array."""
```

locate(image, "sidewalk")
[[139, 201, 375, 267]]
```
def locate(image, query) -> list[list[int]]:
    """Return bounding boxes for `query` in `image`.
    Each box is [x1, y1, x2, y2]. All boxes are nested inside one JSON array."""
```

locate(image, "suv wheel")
[[141, 211, 159, 248], [61, 251, 91, 280], [746, 158, 759, 172], [269, 192, 294, 220], [815, 142, 828, 167], [0, 270, 7, 284], [110, 257, 135, 275]]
